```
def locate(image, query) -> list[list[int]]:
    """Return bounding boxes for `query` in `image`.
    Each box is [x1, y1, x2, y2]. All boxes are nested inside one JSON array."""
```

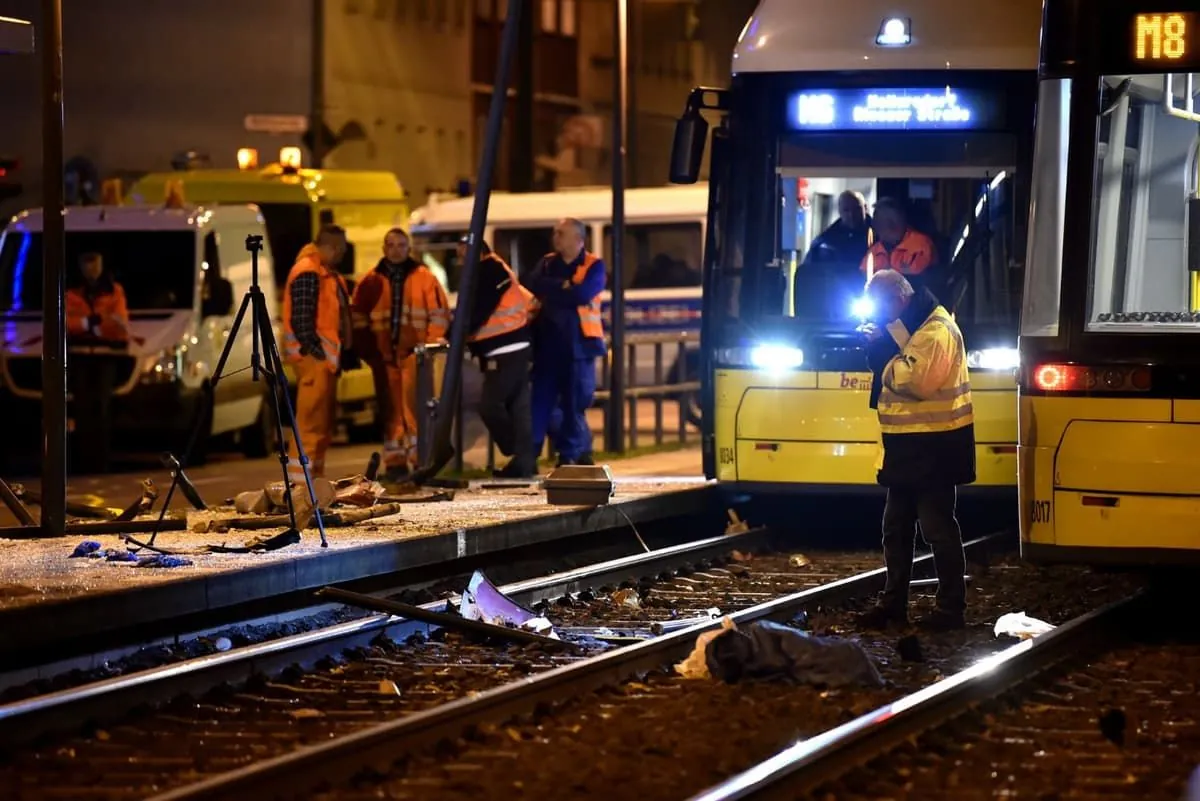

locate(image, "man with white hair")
[[856, 269, 975, 631]]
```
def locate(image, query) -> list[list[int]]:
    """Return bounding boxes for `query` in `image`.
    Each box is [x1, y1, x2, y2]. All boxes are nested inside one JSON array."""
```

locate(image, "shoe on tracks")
[[917, 609, 966, 631], [493, 459, 535, 479], [855, 604, 908, 631]]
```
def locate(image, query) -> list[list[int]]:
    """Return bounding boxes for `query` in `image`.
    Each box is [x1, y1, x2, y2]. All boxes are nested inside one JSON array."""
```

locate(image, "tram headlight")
[[966, 347, 1019, 371], [749, 343, 805, 372], [850, 296, 874, 320]]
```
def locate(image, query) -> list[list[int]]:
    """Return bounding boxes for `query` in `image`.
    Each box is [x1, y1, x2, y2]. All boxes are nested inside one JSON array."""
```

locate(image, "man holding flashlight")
[[855, 269, 974, 632]]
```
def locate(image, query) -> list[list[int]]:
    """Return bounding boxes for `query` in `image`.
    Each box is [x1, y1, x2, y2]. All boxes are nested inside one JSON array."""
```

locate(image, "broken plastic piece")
[[994, 611, 1055, 640], [459, 570, 557, 636]]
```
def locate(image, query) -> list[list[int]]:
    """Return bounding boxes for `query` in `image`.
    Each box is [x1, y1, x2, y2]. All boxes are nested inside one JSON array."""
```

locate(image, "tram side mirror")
[[669, 109, 708, 185], [1188, 198, 1200, 274], [203, 278, 234, 318]]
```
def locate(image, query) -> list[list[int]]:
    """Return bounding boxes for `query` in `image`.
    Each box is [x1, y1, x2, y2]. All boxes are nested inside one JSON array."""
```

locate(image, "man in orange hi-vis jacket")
[[350, 228, 449, 480], [66, 252, 130, 473], [282, 225, 352, 480], [860, 197, 937, 279]]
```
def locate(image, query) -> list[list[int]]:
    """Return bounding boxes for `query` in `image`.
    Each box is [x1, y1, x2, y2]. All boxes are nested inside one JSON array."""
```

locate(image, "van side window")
[[493, 228, 554, 277], [602, 222, 702, 289], [258, 203, 312, 290]]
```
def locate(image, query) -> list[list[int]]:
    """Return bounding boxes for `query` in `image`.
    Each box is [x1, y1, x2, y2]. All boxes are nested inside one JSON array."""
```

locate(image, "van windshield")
[[0, 230, 197, 312]]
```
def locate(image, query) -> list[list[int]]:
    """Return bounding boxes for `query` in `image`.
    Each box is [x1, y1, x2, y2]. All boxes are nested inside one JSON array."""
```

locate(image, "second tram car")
[[1019, 0, 1200, 565], [670, 0, 1041, 494]]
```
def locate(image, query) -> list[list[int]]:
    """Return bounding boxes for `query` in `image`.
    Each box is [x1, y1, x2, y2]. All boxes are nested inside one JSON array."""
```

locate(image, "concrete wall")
[[0, 0, 311, 216]]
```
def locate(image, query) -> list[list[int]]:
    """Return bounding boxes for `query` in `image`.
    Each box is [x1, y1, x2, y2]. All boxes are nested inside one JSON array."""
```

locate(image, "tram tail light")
[[1028, 363, 1152, 393]]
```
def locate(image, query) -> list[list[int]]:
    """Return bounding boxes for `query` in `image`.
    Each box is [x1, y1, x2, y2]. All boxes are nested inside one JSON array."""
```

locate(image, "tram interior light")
[[967, 348, 1019, 371], [750, 343, 805, 373], [876, 17, 911, 47], [851, 296, 875, 320]]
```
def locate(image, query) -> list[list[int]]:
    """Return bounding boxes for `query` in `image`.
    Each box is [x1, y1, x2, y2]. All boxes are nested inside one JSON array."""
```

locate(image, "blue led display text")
[[786, 87, 1001, 131]]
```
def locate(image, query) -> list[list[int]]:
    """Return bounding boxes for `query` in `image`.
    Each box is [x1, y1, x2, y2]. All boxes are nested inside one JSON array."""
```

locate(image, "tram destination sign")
[[785, 87, 1004, 132]]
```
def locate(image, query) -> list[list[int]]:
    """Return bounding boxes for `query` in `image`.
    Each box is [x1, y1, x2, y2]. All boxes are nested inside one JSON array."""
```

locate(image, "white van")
[[409, 184, 709, 390], [0, 202, 281, 466]]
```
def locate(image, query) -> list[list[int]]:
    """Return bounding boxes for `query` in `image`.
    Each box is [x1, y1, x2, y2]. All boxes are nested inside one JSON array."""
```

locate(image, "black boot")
[[493, 458, 535, 479]]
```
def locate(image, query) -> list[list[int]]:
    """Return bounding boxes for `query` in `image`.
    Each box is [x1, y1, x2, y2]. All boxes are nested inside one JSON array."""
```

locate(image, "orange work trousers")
[[289, 355, 338, 478], [383, 354, 419, 470]]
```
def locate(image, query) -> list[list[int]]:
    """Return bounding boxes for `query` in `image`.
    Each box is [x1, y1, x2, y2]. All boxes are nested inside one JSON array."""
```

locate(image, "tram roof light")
[[876, 17, 911, 47]]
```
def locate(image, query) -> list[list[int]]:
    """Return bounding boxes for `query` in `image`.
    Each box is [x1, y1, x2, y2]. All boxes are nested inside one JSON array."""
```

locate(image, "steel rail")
[[145, 533, 1005, 801], [0, 526, 774, 750], [687, 590, 1141, 801]]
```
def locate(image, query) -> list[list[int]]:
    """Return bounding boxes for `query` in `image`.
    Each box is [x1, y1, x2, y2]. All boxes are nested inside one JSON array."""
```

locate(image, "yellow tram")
[[1019, 1, 1200, 565], [670, 0, 1041, 495]]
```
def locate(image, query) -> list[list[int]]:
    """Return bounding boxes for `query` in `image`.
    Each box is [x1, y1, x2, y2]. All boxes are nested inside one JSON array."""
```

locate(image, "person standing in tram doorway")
[[282, 225, 353, 480], [523, 218, 606, 468], [66, 252, 129, 474], [458, 235, 536, 479], [350, 228, 449, 481], [855, 269, 974, 632]]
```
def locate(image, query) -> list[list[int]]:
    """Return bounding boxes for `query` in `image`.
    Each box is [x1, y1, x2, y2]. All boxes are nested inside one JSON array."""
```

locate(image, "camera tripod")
[[150, 234, 328, 547]]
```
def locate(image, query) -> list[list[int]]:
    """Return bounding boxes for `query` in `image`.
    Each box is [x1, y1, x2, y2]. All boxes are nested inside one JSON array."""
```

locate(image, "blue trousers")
[[532, 357, 596, 462]]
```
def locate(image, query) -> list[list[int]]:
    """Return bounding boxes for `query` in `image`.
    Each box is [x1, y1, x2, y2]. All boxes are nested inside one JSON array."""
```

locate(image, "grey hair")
[[560, 217, 587, 240], [865, 268, 914, 298]]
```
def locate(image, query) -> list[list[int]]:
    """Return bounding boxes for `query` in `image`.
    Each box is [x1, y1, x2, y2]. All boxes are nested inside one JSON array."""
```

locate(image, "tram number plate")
[[1031, 500, 1051, 523], [718, 447, 735, 465]]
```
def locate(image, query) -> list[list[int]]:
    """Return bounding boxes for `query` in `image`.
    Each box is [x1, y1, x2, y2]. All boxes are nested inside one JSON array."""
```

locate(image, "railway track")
[[0, 526, 885, 800], [63, 532, 1016, 801]]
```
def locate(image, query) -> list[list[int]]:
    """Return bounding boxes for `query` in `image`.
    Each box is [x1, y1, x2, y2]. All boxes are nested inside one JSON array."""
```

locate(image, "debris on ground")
[[458, 570, 557, 637], [993, 611, 1055, 640], [675, 618, 883, 687], [724, 509, 750, 535], [788, 553, 812, 568], [610, 588, 642, 610]]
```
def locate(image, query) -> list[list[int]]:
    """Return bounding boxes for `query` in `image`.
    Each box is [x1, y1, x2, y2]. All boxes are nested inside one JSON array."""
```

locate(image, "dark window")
[[412, 231, 466, 291], [0, 230, 197, 311], [258, 203, 313, 290], [602, 222, 703, 289], [494, 227, 555, 277]]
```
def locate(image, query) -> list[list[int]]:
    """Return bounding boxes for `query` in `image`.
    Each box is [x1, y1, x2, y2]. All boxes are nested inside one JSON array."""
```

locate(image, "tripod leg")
[[253, 294, 329, 547], [150, 290, 255, 543]]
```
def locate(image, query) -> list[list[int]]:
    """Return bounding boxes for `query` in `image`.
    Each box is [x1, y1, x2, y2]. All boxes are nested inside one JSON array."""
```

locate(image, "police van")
[[0, 194, 283, 468], [409, 185, 707, 418]]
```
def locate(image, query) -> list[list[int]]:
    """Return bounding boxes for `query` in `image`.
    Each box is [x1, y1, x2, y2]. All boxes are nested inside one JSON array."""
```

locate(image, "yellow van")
[[128, 148, 410, 443]]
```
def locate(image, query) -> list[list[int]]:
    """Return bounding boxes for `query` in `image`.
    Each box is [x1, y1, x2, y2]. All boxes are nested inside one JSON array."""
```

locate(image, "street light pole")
[[40, 0, 67, 538], [605, 0, 628, 455]]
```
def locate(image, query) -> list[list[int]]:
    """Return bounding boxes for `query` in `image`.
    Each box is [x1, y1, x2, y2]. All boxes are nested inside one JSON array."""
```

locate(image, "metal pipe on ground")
[[411, 0, 525, 485]]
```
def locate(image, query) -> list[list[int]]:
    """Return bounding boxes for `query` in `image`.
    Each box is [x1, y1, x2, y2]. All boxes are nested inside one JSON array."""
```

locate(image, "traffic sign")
[[244, 114, 309, 134]]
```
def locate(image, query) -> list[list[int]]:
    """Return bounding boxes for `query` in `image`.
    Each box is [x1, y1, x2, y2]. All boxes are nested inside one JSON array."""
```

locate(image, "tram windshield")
[[1087, 72, 1200, 332]]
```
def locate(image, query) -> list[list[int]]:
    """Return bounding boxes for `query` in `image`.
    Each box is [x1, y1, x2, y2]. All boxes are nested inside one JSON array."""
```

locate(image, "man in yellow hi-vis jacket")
[[855, 269, 975, 632]]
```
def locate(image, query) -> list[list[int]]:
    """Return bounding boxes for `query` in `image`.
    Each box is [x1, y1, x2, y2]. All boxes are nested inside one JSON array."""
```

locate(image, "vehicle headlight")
[[850, 296, 874, 320], [140, 346, 184, 384], [966, 347, 1019, 371], [750, 343, 805, 372]]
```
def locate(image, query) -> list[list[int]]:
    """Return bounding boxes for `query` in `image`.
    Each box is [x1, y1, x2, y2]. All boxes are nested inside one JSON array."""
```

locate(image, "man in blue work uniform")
[[523, 217, 607, 468]]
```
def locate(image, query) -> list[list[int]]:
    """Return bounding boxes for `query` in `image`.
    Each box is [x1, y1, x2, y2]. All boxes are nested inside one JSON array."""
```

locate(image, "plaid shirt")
[[289, 273, 324, 360]]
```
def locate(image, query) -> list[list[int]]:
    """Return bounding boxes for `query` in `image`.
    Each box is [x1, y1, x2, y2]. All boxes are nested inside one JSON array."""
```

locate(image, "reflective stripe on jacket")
[[282, 244, 348, 372], [468, 254, 532, 343], [861, 228, 936, 276], [66, 282, 130, 341], [876, 305, 973, 435], [361, 263, 450, 362]]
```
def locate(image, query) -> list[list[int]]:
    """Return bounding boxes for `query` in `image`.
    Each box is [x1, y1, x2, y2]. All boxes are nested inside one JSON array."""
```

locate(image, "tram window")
[[1086, 74, 1200, 331], [1021, 79, 1070, 338], [411, 231, 463, 292], [602, 222, 702, 289]]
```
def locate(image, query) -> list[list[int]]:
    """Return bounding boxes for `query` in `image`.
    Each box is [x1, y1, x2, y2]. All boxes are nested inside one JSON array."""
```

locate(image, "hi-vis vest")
[[282, 244, 349, 373], [530, 251, 604, 340], [468, 253, 533, 342], [66, 283, 130, 342], [876, 305, 973, 435], [861, 228, 936, 277], [359, 263, 450, 362]]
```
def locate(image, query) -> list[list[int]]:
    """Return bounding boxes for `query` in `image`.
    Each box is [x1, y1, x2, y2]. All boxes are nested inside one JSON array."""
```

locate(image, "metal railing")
[[414, 331, 700, 473]]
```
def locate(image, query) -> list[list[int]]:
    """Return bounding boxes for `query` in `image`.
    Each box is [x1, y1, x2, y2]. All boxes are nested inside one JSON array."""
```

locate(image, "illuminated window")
[[560, 0, 575, 36], [541, 0, 556, 33]]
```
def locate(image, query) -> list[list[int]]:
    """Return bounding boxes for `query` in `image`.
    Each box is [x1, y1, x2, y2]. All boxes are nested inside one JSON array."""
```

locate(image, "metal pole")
[[309, 0, 326, 168], [412, 0, 525, 483], [511, 4, 535, 192], [605, 0, 628, 454], [40, 0, 66, 538]]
